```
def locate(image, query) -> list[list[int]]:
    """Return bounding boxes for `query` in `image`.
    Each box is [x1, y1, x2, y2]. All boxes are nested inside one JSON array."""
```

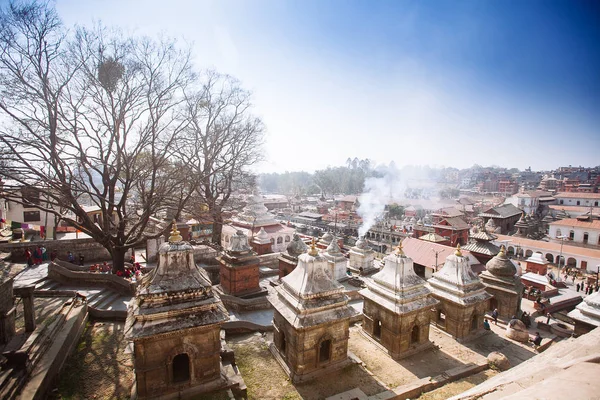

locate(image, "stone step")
[[35, 279, 61, 291], [91, 291, 121, 310], [19, 301, 88, 400], [105, 295, 131, 312]]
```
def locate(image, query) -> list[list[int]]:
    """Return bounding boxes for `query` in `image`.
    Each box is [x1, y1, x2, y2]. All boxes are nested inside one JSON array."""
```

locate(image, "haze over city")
[[55, 0, 600, 173]]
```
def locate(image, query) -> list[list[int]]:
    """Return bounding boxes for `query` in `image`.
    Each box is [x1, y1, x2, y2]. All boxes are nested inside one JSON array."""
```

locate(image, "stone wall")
[[431, 299, 490, 339], [219, 263, 260, 296], [47, 262, 135, 295], [273, 309, 351, 382], [0, 278, 15, 345], [133, 326, 222, 399], [0, 239, 111, 263]]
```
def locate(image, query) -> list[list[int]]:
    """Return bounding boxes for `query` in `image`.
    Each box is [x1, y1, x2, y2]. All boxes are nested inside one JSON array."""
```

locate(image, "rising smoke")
[[356, 163, 452, 237]]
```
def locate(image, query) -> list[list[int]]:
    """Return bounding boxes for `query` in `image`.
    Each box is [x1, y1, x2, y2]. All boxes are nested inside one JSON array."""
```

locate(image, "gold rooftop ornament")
[[499, 245, 506, 256], [395, 242, 405, 256], [168, 220, 183, 243], [308, 237, 319, 256], [455, 243, 462, 257]]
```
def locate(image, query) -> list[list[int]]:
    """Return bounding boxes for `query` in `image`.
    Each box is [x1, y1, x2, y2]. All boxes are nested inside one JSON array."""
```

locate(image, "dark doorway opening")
[[471, 314, 478, 331], [319, 339, 331, 363], [172, 353, 190, 383], [411, 325, 419, 344], [373, 320, 382, 339]]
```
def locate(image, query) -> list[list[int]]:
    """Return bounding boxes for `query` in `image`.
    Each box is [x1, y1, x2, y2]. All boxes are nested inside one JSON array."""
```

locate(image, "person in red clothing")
[[116, 269, 123, 277], [24, 248, 33, 267]]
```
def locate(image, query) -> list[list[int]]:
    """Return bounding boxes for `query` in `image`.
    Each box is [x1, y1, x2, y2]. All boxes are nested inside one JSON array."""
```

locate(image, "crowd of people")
[[23, 246, 58, 266], [88, 260, 143, 281]]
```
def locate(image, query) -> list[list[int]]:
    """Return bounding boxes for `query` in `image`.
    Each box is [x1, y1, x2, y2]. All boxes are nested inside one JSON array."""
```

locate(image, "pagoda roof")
[[426, 246, 492, 306], [360, 249, 438, 314], [479, 204, 522, 219], [462, 241, 500, 256], [269, 244, 358, 329]]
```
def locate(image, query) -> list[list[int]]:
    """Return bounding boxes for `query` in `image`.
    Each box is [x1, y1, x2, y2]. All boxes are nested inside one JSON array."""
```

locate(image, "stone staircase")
[[0, 297, 88, 399], [34, 278, 131, 321]]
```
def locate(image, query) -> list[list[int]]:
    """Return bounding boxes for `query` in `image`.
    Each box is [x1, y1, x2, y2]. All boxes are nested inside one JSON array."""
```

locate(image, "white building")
[[0, 184, 57, 239], [549, 218, 600, 247], [221, 193, 295, 253], [555, 192, 600, 207], [504, 190, 554, 215]]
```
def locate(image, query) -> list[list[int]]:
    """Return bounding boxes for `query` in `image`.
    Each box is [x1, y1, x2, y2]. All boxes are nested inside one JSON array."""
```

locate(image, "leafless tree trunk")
[[177, 71, 264, 244], [0, 2, 196, 271]]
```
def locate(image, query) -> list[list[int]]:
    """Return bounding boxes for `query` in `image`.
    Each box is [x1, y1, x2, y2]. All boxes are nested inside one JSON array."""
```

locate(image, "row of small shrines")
[[124, 224, 523, 399]]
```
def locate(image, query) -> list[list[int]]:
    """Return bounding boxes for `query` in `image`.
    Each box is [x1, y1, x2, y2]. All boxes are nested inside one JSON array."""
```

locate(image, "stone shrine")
[[218, 230, 262, 297], [251, 227, 272, 255], [348, 236, 377, 275], [127, 223, 237, 399], [222, 192, 294, 253], [359, 244, 439, 358], [269, 240, 358, 383], [322, 235, 348, 281], [568, 289, 600, 336], [278, 233, 308, 278], [480, 246, 523, 318], [462, 226, 500, 264], [427, 244, 492, 339], [524, 252, 549, 275]]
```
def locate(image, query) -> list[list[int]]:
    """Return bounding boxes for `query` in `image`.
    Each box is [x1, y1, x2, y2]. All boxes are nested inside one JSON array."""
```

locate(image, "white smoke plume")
[[357, 163, 403, 237], [356, 163, 454, 237]]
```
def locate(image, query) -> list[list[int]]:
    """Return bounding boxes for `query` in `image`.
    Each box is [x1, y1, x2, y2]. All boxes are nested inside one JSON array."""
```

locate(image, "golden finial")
[[169, 219, 182, 243], [395, 242, 405, 256], [308, 237, 319, 256], [455, 243, 462, 257], [499, 245, 506, 256]]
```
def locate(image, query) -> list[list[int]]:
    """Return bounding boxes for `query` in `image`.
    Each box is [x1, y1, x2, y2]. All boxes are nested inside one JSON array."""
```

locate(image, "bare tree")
[[178, 71, 264, 244], [0, 1, 196, 271]]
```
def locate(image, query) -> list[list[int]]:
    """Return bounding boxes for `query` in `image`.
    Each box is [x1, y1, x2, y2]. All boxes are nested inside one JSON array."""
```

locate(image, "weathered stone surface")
[[505, 319, 529, 343], [426, 245, 492, 339], [269, 242, 358, 382], [127, 223, 231, 399], [359, 247, 438, 358], [487, 351, 511, 371]]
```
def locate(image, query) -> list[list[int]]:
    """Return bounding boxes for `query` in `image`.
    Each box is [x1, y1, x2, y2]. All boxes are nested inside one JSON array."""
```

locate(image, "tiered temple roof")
[[463, 226, 500, 257], [426, 245, 492, 306], [270, 241, 357, 329], [128, 223, 228, 339], [360, 245, 438, 314]]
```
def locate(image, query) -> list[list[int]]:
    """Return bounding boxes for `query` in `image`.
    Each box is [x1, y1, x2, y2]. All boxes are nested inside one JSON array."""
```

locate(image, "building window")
[[577, 201, 580, 205], [373, 319, 382, 339], [595, 201, 599, 207], [583, 232, 589, 244], [172, 353, 190, 383], [556, 229, 561, 237], [569, 230, 575, 240], [23, 211, 41, 222], [277, 236, 283, 244], [285, 235, 291, 242]]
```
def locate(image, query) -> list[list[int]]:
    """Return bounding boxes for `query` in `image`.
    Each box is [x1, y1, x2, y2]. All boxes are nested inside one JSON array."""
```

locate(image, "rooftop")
[[555, 192, 600, 199], [549, 218, 600, 230]]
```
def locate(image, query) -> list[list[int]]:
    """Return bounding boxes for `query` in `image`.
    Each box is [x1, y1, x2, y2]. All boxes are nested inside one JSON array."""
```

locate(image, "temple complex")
[[348, 236, 378, 275], [568, 289, 600, 336], [427, 245, 492, 339], [221, 192, 295, 254], [359, 244, 439, 358], [462, 225, 500, 264], [278, 233, 308, 278], [479, 246, 523, 318], [322, 235, 348, 281], [269, 240, 358, 383], [218, 230, 263, 297], [127, 223, 236, 399]]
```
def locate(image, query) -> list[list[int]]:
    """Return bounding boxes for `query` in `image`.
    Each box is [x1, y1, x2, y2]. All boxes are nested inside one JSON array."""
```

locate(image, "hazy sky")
[[55, 0, 600, 173]]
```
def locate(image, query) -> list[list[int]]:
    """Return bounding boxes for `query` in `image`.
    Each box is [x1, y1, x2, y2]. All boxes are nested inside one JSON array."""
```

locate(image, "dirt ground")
[[417, 370, 498, 400], [50, 322, 134, 400], [230, 332, 388, 400]]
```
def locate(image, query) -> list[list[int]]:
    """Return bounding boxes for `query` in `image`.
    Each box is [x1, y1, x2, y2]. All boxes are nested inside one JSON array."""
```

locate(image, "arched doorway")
[[411, 325, 420, 344], [567, 257, 577, 268], [318, 339, 331, 363], [525, 249, 533, 258], [545, 253, 554, 263], [437, 309, 446, 327], [172, 353, 190, 383], [507, 246, 515, 256]]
